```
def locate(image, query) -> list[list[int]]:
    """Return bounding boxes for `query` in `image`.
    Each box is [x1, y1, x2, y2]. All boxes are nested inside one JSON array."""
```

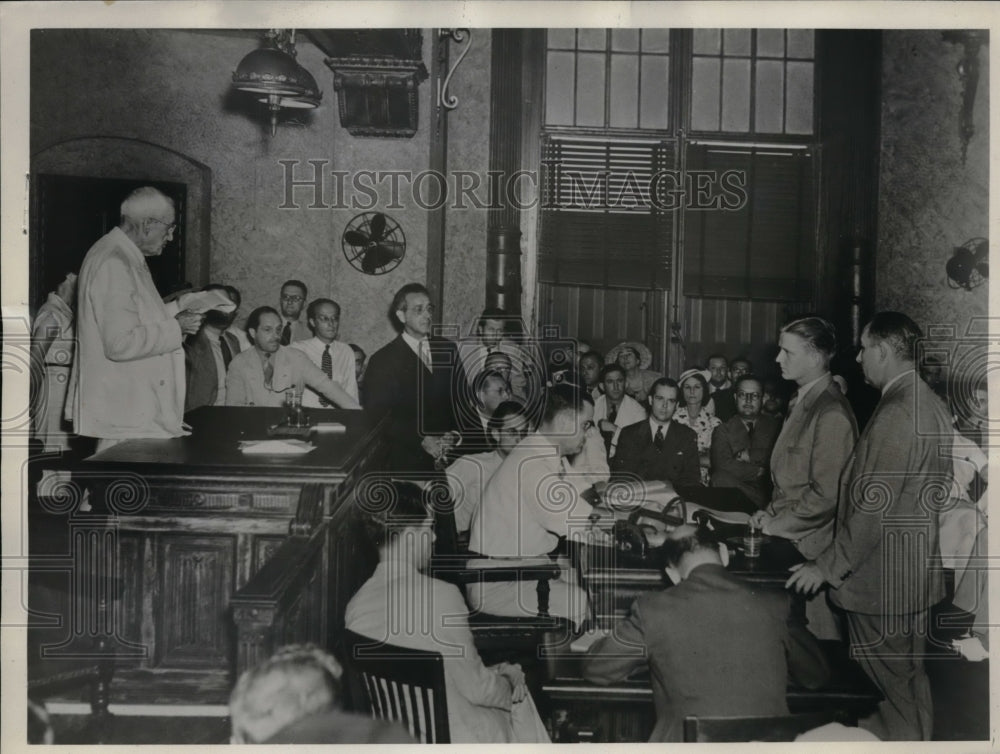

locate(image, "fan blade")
[[368, 213, 387, 242], [374, 240, 405, 260], [344, 229, 370, 247], [361, 244, 399, 273]]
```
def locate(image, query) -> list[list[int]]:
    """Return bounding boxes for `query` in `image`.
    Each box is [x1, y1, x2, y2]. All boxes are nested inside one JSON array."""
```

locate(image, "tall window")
[[690, 28, 815, 134], [539, 28, 818, 301], [545, 29, 671, 130]]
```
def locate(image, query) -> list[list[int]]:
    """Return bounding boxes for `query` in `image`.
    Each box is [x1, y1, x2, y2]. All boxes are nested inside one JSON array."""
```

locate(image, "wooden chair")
[[341, 629, 451, 743], [683, 710, 849, 742]]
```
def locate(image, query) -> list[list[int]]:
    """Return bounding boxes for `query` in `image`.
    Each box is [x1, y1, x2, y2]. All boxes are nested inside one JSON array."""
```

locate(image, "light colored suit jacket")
[[69, 227, 186, 439], [817, 373, 950, 615], [765, 374, 858, 558], [225, 346, 360, 408]]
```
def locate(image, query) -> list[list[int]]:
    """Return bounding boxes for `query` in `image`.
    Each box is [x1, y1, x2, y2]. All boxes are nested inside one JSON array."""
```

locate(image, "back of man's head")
[[864, 310, 922, 364], [229, 644, 343, 744], [656, 523, 722, 578]]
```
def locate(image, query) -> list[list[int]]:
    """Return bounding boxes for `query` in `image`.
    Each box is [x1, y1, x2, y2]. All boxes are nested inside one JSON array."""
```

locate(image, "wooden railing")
[[231, 484, 329, 679]]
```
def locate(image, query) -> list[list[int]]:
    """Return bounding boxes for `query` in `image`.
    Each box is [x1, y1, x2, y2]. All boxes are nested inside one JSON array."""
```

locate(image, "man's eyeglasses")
[[281, 295, 305, 302], [736, 391, 763, 400], [148, 218, 177, 234]]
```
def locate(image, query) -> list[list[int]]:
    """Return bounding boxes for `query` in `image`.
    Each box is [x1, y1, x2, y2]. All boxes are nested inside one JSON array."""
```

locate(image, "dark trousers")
[[846, 610, 933, 741]]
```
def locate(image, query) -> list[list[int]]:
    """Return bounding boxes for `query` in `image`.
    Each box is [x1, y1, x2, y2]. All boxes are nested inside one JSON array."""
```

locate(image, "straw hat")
[[605, 341, 653, 370], [678, 367, 712, 386]]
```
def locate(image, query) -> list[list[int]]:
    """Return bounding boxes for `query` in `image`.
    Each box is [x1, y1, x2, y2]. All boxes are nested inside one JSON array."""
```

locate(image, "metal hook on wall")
[[438, 29, 473, 111]]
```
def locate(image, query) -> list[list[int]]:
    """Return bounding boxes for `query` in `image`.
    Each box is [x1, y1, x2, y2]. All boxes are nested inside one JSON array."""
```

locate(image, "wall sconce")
[[946, 237, 988, 290], [942, 30, 987, 164], [233, 29, 322, 136]]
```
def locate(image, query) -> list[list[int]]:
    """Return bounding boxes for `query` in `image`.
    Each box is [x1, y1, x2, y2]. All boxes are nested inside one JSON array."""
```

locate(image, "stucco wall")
[[30, 28, 490, 357], [877, 30, 989, 338]]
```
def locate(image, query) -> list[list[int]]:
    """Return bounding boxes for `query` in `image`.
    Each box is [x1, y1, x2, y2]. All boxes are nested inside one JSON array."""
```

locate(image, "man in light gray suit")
[[787, 312, 950, 741], [752, 317, 858, 558]]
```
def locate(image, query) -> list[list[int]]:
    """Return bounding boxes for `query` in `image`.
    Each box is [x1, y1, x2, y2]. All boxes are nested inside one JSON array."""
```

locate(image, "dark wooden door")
[[32, 175, 187, 310]]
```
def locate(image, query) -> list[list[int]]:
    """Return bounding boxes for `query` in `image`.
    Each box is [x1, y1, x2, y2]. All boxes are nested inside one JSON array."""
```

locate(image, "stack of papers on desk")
[[239, 439, 316, 455]]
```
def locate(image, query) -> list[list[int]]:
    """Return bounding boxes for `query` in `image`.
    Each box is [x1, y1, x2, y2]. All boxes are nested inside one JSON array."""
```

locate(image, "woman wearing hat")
[[674, 369, 722, 485], [609, 342, 662, 404]]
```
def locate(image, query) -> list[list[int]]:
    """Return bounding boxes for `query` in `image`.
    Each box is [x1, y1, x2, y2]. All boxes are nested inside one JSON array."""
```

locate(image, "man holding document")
[[70, 186, 209, 451]]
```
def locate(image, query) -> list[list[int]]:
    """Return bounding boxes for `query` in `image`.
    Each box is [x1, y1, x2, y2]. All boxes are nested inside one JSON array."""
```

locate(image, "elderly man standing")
[[69, 187, 204, 451], [787, 312, 951, 741]]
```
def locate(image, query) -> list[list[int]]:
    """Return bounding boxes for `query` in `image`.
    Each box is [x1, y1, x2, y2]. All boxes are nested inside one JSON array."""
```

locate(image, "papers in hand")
[[239, 439, 315, 455], [177, 288, 237, 314]]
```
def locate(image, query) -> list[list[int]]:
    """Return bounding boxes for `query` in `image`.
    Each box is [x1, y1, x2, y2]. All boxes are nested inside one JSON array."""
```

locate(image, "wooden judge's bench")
[[29, 407, 387, 707]]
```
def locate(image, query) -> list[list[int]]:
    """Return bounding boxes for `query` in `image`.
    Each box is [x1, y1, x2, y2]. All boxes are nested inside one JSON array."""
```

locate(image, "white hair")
[[119, 186, 173, 223]]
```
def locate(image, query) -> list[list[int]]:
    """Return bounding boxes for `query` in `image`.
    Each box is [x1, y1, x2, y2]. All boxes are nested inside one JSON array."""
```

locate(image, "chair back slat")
[[343, 630, 451, 743]]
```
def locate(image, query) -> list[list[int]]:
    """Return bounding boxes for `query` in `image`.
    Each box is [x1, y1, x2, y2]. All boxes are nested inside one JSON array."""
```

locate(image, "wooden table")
[[32, 406, 387, 704]]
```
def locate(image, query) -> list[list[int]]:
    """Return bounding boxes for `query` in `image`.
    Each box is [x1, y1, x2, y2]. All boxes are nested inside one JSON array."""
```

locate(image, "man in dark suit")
[[585, 523, 830, 742], [787, 312, 951, 741], [710, 374, 781, 507], [709, 356, 751, 422], [611, 377, 701, 487], [364, 283, 467, 473], [184, 284, 241, 412]]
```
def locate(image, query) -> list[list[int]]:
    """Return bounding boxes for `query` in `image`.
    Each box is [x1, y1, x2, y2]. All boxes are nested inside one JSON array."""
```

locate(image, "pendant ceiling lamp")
[[233, 29, 322, 136]]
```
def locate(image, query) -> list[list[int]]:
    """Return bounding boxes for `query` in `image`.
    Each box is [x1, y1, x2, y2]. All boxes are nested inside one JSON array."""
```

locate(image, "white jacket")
[[68, 227, 186, 439]]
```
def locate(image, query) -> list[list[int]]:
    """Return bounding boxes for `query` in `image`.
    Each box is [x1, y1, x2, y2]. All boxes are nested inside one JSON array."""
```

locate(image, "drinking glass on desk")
[[284, 389, 307, 427]]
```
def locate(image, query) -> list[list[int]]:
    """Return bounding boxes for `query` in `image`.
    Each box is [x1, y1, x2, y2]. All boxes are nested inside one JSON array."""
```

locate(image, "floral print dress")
[[673, 406, 721, 485]]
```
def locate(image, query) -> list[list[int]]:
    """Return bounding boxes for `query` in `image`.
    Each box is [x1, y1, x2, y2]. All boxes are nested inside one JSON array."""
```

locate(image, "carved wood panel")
[[158, 535, 235, 668], [116, 533, 144, 658], [252, 536, 286, 579]]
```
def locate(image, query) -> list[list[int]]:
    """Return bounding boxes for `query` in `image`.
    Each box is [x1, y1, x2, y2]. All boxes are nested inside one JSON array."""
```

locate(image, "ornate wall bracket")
[[942, 30, 988, 164], [438, 29, 473, 111], [317, 29, 428, 138]]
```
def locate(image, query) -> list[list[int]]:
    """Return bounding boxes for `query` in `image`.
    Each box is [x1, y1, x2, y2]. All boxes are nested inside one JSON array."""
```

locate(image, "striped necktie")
[[320, 344, 333, 406]]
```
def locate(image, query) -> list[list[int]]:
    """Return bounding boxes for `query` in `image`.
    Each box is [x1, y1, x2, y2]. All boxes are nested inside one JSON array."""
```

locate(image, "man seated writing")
[[225, 306, 361, 409], [584, 523, 830, 742], [467, 384, 594, 629]]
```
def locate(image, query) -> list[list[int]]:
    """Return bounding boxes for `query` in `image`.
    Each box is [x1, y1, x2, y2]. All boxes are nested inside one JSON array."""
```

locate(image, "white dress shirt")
[[290, 337, 359, 407]]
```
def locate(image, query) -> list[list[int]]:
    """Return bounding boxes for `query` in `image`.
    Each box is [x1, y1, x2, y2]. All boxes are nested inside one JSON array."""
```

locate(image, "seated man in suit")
[[183, 284, 242, 412], [229, 644, 412, 744], [456, 369, 513, 456], [290, 298, 359, 409], [710, 375, 781, 508], [277, 279, 312, 345], [584, 523, 830, 742], [594, 363, 647, 457], [467, 384, 594, 629], [708, 356, 751, 422], [225, 306, 361, 409], [458, 307, 538, 403], [611, 377, 701, 487], [364, 283, 467, 473]]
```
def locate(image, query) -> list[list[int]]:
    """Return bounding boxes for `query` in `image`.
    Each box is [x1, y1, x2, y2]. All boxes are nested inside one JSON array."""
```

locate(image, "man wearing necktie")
[[457, 307, 540, 403], [610, 378, 701, 487], [787, 312, 950, 741], [290, 298, 359, 408], [750, 317, 857, 559], [183, 283, 242, 412], [364, 283, 467, 473], [710, 375, 781, 507], [225, 307, 361, 410], [278, 280, 311, 345]]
